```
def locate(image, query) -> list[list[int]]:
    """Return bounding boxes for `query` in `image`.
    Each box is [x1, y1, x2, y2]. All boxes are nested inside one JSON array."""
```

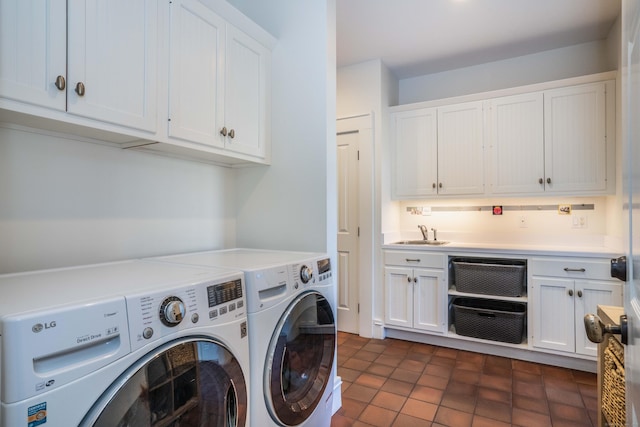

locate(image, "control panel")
[[291, 257, 332, 289], [126, 275, 245, 351]]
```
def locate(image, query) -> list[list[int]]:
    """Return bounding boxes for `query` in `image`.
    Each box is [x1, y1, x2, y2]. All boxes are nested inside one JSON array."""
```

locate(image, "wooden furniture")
[[597, 305, 626, 427]]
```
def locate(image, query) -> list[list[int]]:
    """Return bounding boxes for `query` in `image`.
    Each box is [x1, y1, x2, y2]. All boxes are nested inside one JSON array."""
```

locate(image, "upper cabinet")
[[391, 101, 484, 198], [391, 75, 615, 199], [0, 0, 275, 166], [168, 0, 270, 160], [0, 0, 158, 132]]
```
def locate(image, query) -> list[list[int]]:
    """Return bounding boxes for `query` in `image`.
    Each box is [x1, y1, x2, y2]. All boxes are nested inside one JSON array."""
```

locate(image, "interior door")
[[623, 0, 640, 422], [337, 128, 359, 334]]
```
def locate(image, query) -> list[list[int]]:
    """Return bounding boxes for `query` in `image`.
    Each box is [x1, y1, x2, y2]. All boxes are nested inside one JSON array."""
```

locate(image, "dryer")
[[150, 249, 337, 427], [0, 260, 250, 427]]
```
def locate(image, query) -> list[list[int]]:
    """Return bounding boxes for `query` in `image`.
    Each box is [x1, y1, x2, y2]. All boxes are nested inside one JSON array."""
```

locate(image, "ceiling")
[[336, 0, 621, 79]]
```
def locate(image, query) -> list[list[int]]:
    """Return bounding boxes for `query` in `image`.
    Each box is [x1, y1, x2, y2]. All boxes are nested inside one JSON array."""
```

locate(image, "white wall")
[[398, 39, 616, 104], [0, 125, 235, 274], [230, 0, 336, 254]]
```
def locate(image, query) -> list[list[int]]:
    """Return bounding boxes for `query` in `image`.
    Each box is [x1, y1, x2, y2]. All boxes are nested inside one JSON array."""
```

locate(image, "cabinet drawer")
[[529, 258, 612, 280], [384, 251, 444, 269]]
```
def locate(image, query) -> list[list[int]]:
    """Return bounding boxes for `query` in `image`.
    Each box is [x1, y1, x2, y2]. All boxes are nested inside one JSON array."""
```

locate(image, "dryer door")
[[266, 291, 336, 425], [80, 337, 247, 427]]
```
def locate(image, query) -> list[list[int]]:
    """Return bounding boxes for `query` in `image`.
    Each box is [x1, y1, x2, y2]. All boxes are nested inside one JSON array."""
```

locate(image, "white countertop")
[[382, 239, 621, 258]]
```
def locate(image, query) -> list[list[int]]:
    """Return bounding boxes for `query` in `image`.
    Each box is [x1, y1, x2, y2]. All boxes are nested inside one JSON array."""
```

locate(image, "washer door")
[[266, 292, 336, 426], [80, 337, 247, 427]]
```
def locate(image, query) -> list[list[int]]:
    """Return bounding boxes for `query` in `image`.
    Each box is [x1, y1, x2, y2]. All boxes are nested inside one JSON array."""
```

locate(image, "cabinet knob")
[[229, 129, 235, 139], [220, 127, 228, 137], [432, 183, 436, 189], [75, 82, 85, 97], [538, 178, 543, 185], [546, 177, 552, 184], [577, 290, 583, 298], [413, 277, 417, 283], [55, 75, 66, 91], [438, 182, 443, 189], [568, 289, 574, 297], [407, 277, 412, 283]]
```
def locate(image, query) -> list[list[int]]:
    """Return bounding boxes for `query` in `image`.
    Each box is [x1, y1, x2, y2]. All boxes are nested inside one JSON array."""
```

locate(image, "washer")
[[150, 249, 337, 427], [0, 260, 250, 427]]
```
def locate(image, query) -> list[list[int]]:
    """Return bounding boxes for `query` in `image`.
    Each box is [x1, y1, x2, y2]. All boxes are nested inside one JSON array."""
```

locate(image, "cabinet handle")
[[538, 178, 543, 185], [577, 290, 583, 298], [55, 75, 66, 91], [405, 258, 420, 262], [568, 289, 574, 297], [438, 182, 443, 188], [220, 127, 228, 137], [407, 277, 411, 283], [432, 183, 436, 189], [547, 177, 552, 184], [229, 129, 235, 139], [563, 267, 586, 272], [413, 277, 417, 283], [75, 82, 85, 97]]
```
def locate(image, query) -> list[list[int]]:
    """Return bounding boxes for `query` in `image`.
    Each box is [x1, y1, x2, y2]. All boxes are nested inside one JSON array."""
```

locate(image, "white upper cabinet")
[[0, 0, 66, 111], [543, 82, 607, 193], [168, 0, 225, 146], [392, 108, 438, 198], [436, 101, 484, 195], [488, 92, 545, 194], [67, 0, 158, 132], [168, 0, 270, 160], [391, 101, 484, 198], [0, 0, 158, 133]]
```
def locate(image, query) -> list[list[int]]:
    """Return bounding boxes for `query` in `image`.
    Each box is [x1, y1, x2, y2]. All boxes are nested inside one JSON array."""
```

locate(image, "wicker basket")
[[452, 259, 526, 297], [602, 337, 626, 427], [452, 298, 526, 344]]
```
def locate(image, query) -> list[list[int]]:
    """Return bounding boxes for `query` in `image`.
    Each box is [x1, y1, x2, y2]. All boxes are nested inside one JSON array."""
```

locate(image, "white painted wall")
[[399, 39, 616, 104], [0, 125, 235, 274]]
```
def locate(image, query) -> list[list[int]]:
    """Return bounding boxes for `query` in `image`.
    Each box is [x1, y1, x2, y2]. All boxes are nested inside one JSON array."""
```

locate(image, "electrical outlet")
[[519, 216, 528, 228], [572, 215, 588, 229]]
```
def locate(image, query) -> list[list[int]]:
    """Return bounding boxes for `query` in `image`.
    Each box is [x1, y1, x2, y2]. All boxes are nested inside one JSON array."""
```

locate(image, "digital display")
[[317, 258, 331, 274], [207, 279, 243, 308]]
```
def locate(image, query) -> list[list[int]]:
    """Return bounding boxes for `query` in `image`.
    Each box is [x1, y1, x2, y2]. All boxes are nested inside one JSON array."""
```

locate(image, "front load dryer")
[[0, 260, 250, 427], [149, 249, 337, 427]]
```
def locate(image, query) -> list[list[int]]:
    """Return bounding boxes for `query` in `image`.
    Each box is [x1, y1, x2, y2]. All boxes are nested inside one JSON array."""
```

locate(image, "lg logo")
[[32, 321, 57, 333]]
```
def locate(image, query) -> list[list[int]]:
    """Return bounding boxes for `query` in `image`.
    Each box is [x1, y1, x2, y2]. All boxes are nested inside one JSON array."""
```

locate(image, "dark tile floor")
[[331, 332, 597, 427]]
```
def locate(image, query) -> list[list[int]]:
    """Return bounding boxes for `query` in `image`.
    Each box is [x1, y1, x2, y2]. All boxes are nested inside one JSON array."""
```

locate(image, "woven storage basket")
[[452, 297, 526, 344], [452, 260, 525, 297], [602, 337, 626, 427]]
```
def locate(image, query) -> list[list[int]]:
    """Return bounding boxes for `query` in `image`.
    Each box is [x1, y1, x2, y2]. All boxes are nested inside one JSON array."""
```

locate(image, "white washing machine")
[[150, 249, 337, 427], [0, 260, 250, 427]]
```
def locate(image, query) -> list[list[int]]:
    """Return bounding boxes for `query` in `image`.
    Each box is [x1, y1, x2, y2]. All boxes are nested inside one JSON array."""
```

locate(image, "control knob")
[[300, 265, 313, 284], [159, 296, 186, 327]]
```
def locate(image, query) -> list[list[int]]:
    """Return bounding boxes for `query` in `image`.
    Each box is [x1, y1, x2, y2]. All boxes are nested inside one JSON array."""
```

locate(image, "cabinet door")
[[168, 0, 225, 146], [437, 101, 484, 195], [67, 0, 158, 132], [414, 268, 445, 333], [531, 277, 575, 353], [391, 108, 438, 198], [224, 24, 270, 158], [0, 0, 66, 110], [574, 280, 623, 357], [544, 82, 607, 192], [488, 93, 545, 194], [384, 267, 413, 328]]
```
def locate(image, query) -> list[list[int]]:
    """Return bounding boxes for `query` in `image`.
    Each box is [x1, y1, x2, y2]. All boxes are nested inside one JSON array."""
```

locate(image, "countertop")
[[382, 240, 621, 258]]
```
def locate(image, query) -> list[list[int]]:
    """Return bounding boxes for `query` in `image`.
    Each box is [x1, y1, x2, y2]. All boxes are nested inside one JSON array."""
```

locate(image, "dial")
[[159, 296, 186, 327], [300, 265, 313, 284]]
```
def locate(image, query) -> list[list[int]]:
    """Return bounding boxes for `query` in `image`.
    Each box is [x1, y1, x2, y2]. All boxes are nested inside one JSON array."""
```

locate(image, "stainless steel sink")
[[392, 240, 449, 246]]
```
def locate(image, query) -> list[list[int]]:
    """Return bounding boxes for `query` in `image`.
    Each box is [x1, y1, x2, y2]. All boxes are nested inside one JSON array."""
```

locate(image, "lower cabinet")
[[384, 251, 446, 334], [530, 258, 623, 357]]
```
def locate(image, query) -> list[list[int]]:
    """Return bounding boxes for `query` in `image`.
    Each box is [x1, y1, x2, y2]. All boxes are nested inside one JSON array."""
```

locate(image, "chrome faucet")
[[418, 225, 429, 240]]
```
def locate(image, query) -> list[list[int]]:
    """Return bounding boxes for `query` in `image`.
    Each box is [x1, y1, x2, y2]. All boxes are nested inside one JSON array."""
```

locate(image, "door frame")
[[337, 114, 374, 337]]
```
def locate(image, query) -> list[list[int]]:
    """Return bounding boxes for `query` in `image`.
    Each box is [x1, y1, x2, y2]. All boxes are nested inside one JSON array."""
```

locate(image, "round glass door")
[[81, 337, 247, 427], [266, 292, 336, 426]]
